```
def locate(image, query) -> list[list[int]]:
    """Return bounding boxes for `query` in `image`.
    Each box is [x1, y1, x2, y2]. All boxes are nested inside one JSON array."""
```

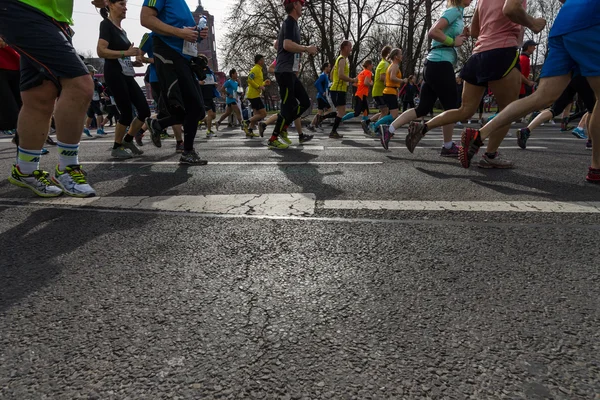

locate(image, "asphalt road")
[[0, 120, 599, 399]]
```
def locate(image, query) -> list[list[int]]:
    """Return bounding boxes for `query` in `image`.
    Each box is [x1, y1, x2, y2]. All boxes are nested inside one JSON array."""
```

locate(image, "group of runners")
[[0, 0, 597, 200]]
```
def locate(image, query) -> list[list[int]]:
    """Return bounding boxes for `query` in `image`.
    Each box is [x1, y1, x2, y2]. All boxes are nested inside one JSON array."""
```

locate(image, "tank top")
[[331, 55, 349, 92], [383, 63, 402, 95]]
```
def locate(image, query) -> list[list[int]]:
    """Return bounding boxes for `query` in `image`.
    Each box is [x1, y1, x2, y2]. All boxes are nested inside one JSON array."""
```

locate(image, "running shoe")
[[46, 136, 57, 146], [550, 119, 556, 125], [145, 117, 162, 148], [206, 130, 216, 138], [586, 139, 592, 149], [379, 125, 391, 150], [242, 120, 250, 135], [458, 128, 483, 168], [8, 165, 63, 197], [176, 142, 184, 153], [52, 165, 96, 197], [586, 167, 600, 183], [560, 124, 574, 132], [440, 143, 459, 157], [179, 149, 208, 165], [516, 128, 530, 149], [280, 130, 292, 144], [160, 130, 171, 139], [329, 131, 344, 139], [1, 129, 15, 135], [268, 139, 289, 150], [258, 122, 267, 137], [83, 128, 92, 137], [246, 130, 259, 138], [135, 133, 144, 146], [306, 124, 316, 133], [360, 119, 370, 134], [41, 148, 49, 155], [121, 140, 144, 155], [406, 122, 426, 153], [571, 127, 587, 139], [478, 152, 513, 169], [97, 128, 107, 136], [111, 146, 133, 159], [299, 134, 314, 144], [215, 121, 221, 131]]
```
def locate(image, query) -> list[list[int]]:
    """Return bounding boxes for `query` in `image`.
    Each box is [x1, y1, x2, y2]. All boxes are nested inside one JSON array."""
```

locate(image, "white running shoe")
[[52, 165, 96, 198], [8, 165, 63, 197]]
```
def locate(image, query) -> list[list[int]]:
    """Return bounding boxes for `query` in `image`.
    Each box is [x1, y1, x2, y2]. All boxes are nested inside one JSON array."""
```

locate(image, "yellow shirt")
[[383, 64, 402, 95], [331, 55, 349, 92], [246, 64, 264, 99]]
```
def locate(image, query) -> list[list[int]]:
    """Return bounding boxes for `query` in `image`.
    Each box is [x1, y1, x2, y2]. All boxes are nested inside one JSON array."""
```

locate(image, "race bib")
[[183, 40, 198, 57], [293, 53, 300, 72], [119, 58, 135, 77], [92, 91, 100, 101], [110, 96, 116, 105], [203, 74, 216, 85]]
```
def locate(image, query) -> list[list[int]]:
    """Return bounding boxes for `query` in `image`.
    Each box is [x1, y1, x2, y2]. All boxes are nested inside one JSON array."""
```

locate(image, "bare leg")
[[527, 109, 553, 132], [585, 77, 600, 169], [425, 82, 485, 130], [485, 68, 522, 153], [173, 124, 183, 142], [54, 76, 94, 145], [18, 80, 59, 149]]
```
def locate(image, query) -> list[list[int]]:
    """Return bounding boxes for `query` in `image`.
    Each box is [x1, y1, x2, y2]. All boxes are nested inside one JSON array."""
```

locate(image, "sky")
[[72, 0, 235, 68]]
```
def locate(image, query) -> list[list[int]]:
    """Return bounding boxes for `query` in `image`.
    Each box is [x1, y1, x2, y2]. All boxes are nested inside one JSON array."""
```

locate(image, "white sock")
[[16, 147, 42, 175], [57, 141, 80, 170], [443, 141, 454, 149], [388, 125, 396, 133]]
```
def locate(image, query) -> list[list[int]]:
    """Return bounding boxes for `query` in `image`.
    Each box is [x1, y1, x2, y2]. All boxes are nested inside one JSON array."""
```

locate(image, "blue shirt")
[[140, 33, 158, 83], [142, 0, 196, 59], [427, 7, 464, 65], [549, 0, 600, 37], [314, 73, 330, 100], [223, 79, 238, 104]]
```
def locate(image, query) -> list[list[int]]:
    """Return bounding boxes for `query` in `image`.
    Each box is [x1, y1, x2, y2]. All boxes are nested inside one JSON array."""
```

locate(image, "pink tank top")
[[474, 0, 526, 54]]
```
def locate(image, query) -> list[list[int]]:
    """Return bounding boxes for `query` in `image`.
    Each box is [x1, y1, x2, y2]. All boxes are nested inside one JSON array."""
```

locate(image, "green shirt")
[[372, 58, 389, 97], [427, 7, 464, 66], [19, 0, 73, 24]]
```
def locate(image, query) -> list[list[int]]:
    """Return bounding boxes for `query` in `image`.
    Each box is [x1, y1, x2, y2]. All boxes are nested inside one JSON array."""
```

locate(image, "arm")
[[337, 58, 355, 83], [268, 61, 276, 74], [97, 38, 138, 59], [389, 64, 402, 84], [364, 74, 372, 86], [502, 0, 546, 33], [247, 71, 260, 90], [428, 17, 450, 43], [471, 7, 480, 38], [141, 6, 199, 42], [429, 10, 466, 47]]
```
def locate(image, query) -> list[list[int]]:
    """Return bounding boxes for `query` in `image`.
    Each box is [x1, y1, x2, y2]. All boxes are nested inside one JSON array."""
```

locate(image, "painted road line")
[[324, 146, 548, 150], [0, 193, 316, 217], [321, 200, 600, 213], [82, 161, 383, 165]]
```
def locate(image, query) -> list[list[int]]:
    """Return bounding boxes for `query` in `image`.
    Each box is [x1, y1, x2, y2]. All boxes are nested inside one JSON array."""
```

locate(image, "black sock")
[[113, 142, 121, 149], [423, 124, 429, 134], [137, 129, 145, 135], [485, 152, 496, 159], [325, 112, 337, 119], [124, 134, 134, 143], [176, 140, 183, 145], [332, 116, 341, 132]]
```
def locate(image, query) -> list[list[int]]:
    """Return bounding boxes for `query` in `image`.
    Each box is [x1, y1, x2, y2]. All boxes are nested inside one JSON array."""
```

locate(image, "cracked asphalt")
[[1, 121, 599, 399]]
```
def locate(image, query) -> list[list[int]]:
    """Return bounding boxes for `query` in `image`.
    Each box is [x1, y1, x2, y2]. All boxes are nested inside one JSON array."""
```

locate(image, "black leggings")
[[550, 75, 596, 117], [104, 65, 150, 127], [403, 100, 415, 112], [0, 69, 21, 130], [274, 72, 310, 133], [352, 95, 369, 117], [415, 60, 458, 118]]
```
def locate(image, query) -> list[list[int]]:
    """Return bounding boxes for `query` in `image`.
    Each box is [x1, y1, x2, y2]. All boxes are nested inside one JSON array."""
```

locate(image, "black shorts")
[[373, 96, 387, 109], [330, 91, 347, 107], [317, 97, 329, 110], [86, 101, 103, 118], [204, 98, 216, 113], [249, 97, 265, 111], [383, 93, 399, 110], [460, 47, 521, 87], [0, 0, 88, 92]]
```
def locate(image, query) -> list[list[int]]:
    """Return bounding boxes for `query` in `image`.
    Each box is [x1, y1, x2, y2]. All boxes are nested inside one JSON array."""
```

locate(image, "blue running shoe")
[[571, 127, 587, 139], [83, 128, 92, 137], [96, 128, 107, 136]]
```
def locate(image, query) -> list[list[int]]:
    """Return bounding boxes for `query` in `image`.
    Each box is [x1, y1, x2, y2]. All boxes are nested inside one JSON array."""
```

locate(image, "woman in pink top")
[[404, 0, 545, 169]]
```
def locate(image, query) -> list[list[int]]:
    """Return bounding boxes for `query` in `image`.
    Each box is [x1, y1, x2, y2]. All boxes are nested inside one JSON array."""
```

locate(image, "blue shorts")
[[541, 24, 600, 78]]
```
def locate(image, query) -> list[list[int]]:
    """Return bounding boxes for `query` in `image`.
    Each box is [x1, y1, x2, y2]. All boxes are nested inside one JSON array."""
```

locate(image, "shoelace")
[[32, 170, 53, 185], [67, 168, 87, 184]]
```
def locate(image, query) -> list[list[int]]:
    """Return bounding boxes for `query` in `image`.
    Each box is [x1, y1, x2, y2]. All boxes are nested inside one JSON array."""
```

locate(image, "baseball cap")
[[522, 40, 537, 49]]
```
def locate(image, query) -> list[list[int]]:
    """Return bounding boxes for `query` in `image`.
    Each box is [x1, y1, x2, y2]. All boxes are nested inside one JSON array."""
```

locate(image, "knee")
[[119, 110, 134, 126], [64, 75, 94, 104], [137, 103, 151, 121]]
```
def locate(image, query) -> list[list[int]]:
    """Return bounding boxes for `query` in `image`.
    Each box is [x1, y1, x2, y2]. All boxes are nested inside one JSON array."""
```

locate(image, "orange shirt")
[[355, 69, 372, 98]]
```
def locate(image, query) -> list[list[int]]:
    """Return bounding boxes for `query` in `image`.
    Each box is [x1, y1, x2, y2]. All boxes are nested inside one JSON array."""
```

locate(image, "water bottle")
[[197, 16, 207, 31]]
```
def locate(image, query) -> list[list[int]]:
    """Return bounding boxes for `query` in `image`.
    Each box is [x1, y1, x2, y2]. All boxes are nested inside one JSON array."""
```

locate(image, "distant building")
[[193, 0, 219, 72]]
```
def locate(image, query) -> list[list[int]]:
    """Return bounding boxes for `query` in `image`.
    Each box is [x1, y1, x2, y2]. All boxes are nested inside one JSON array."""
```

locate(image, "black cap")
[[522, 40, 538, 50]]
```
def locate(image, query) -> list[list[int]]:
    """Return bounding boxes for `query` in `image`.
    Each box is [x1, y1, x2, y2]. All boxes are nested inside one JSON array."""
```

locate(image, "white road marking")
[[82, 161, 383, 165], [321, 200, 600, 213], [325, 146, 547, 150]]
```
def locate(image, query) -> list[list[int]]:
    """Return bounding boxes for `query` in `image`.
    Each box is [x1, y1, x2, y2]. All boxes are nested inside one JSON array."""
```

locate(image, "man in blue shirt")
[[141, 0, 209, 165], [464, 0, 600, 183], [214, 69, 244, 132], [307, 62, 337, 131]]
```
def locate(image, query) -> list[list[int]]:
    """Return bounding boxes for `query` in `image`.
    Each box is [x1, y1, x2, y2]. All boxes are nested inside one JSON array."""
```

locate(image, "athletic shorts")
[[249, 97, 265, 111], [460, 47, 521, 87], [383, 94, 399, 110], [226, 103, 237, 109], [0, 0, 88, 92], [541, 24, 600, 78], [204, 98, 216, 113], [373, 96, 387, 109], [86, 100, 103, 118], [317, 97, 329, 110], [330, 91, 347, 107]]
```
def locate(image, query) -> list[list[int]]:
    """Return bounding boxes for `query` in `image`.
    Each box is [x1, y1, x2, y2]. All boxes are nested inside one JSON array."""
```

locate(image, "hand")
[[462, 26, 470, 36], [135, 55, 143, 63], [531, 17, 546, 34], [132, 60, 144, 67], [179, 27, 199, 42], [198, 27, 208, 40], [0, 37, 6, 49], [264, 79, 271, 86], [305, 45, 318, 56], [91, 0, 107, 7], [125, 44, 140, 57], [454, 34, 466, 47], [527, 80, 535, 87], [199, 80, 205, 85], [259, 86, 265, 91]]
